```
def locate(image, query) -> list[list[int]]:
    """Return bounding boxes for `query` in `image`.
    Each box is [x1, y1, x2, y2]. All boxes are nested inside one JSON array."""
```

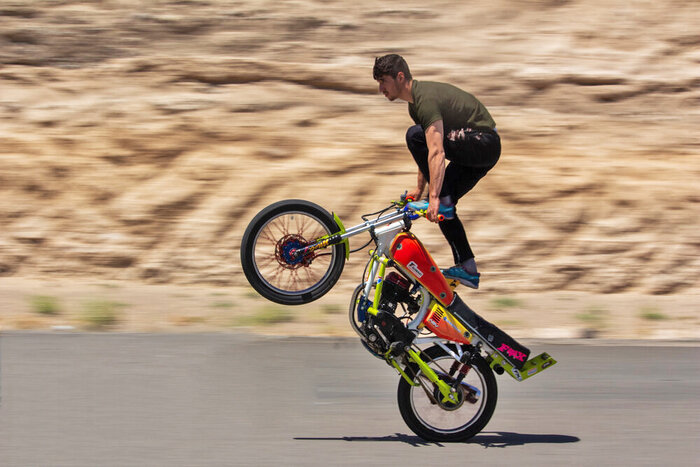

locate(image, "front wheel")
[[240, 199, 346, 305], [397, 345, 498, 442]]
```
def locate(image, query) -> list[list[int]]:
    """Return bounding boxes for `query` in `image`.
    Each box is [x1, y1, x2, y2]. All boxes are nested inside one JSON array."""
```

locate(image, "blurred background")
[[0, 0, 698, 336]]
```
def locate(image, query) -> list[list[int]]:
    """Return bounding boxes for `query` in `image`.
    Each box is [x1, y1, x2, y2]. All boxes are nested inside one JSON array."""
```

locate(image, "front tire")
[[240, 199, 346, 305], [397, 345, 498, 442]]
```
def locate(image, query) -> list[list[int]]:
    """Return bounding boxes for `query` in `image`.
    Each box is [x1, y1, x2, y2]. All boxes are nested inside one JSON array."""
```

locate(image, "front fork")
[[356, 246, 458, 404], [361, 254, 458, 404]]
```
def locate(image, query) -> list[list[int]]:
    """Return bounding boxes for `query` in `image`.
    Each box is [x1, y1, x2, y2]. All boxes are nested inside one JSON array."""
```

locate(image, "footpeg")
[[520, 352, 557, 379], [489, 352, 557, 382]]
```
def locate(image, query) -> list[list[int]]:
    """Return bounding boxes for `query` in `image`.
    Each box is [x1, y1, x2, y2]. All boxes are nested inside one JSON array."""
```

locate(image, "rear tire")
[[397, 345, 497, 442], [240, 199, 346, 305]]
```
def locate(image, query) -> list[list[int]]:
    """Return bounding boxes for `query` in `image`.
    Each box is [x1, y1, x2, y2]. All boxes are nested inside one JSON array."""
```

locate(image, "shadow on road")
[[470, 431, 581, 448], [294, 433, 443, 447], [294, 431, 580, 448]]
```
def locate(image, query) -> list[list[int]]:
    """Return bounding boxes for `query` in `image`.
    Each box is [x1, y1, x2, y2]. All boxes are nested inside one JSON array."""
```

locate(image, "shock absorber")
[[451, 343, 481, 390], [451, 355, 472, 389]]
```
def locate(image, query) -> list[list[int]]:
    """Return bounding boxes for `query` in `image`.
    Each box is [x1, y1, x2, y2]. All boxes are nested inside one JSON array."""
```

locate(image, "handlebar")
[[290, 197, 443, 259], [394, 192, 445, 222]]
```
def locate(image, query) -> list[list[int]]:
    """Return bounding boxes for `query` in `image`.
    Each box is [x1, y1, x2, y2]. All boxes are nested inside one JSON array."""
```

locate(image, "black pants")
[[405, 124, 500, 264]]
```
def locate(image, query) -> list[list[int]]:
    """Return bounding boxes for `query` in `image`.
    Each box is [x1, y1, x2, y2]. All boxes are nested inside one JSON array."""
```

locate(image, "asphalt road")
[[0, 333, 698, 466]]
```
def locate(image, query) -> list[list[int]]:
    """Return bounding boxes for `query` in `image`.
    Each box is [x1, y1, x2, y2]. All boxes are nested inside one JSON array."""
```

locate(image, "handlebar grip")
[[399, 191, 415, 203], [437, 214, 445, 222]]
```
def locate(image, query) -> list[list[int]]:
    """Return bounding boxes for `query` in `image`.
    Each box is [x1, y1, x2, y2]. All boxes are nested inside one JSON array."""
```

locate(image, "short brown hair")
[[373, 54, 412, 81]]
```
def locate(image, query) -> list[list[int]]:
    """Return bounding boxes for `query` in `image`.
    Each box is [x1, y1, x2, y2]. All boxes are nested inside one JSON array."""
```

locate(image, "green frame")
[[362, 250, 460, 404]]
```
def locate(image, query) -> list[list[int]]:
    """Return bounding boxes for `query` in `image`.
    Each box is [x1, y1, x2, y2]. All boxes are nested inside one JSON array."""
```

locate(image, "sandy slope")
[[0, 0, 698, 334]]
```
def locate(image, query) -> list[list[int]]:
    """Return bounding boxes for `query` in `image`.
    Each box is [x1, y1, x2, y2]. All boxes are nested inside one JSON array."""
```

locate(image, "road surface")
[[0, 333, 698, 466]]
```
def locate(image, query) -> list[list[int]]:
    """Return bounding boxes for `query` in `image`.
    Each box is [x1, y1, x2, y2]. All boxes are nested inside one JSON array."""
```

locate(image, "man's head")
[[373, 54, 412, 101], [373, 54, 412, 81]]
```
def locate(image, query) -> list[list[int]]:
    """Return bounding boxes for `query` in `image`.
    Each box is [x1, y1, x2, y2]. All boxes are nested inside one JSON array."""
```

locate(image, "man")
[[373, 54, 500, 289]]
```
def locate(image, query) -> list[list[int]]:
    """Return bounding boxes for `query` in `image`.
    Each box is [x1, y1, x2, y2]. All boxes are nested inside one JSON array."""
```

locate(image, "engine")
[[379, 272, 418, 314], [360, 271, 421, 357]]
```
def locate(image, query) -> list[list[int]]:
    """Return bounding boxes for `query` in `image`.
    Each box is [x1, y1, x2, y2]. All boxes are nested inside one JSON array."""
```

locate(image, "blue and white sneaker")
[[407, 200, 455, 220], [442, 266, 480, 289]]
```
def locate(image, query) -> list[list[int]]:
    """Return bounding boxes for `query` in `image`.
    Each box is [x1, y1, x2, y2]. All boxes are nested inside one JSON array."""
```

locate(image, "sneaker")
[[407, 200, 455, 219], [442, 266, 480, 289]]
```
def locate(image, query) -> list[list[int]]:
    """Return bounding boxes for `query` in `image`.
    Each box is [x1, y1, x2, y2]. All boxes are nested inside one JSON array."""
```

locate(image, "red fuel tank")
[[390, 232, 454, 306]]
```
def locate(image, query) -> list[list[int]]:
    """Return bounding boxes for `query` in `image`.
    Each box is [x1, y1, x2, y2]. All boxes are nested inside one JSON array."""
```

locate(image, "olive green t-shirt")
[[408, 80, 496, 133]]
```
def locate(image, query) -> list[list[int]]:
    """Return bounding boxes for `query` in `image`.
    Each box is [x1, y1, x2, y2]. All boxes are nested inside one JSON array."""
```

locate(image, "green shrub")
[[489, 296, 523, 309], [321, 304, 344, 315], [81, 300, 125, 329], [29, 295, 61, 315], [211, 301, 236, 309], [235, 306, 294, 326], [576, 306, 608, 328], [639, 307, 668, 321], [243, 288, 261, 299]]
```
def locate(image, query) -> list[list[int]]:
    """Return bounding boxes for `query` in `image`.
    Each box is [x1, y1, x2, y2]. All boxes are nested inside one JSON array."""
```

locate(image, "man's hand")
[[405, 187, 423, 202], [426, 196, 440, 223]]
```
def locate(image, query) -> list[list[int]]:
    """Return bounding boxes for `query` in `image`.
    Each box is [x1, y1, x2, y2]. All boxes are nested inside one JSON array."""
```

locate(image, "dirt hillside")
[[0, 0, 698, 334]]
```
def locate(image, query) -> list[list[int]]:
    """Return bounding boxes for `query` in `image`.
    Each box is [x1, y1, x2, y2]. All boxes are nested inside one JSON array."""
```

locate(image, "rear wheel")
[[240, 199, 346, 305], [397, 344, 497, 442]]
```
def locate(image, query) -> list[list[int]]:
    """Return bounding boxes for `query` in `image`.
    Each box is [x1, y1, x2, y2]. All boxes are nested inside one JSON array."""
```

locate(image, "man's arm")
[[406, 171, 426, 201], [425, 120, 446, 222]]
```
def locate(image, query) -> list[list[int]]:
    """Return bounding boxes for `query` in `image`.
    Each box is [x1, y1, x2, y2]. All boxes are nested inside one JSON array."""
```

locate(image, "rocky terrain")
[[0, 0, 698, 334]]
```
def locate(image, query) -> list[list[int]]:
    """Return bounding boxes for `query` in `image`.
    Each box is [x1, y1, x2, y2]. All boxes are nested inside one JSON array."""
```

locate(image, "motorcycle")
[[240, 197, 557, 442]]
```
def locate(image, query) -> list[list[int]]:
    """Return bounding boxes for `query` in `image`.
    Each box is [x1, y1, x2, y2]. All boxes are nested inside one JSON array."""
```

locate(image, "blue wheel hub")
[[276, 235, 311, 269]]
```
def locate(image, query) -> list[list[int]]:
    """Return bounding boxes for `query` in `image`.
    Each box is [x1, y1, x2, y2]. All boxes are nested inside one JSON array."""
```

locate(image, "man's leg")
[[439, 214, 473, 264], [406, 125, 430, 179], [439, 164, 492, 274], [445, 130, 501, 169], [440, 131, 501, 288], [406, 125, 500, 288]]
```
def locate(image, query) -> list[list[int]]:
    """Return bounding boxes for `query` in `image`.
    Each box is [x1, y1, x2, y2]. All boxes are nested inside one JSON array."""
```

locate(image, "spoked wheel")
[[397, 345, 497, 442], [240, 199, 346, 305]]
